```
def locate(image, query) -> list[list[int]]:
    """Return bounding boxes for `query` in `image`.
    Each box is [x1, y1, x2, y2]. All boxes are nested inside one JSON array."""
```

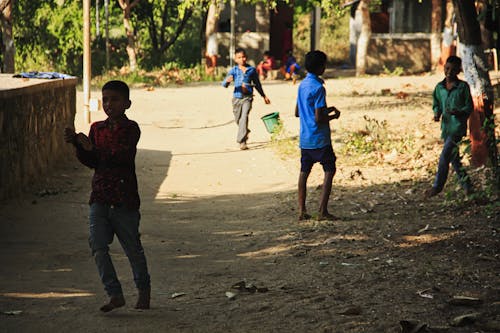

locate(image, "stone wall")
[[0, 75, 77, 200], [366, 33, 432, 74]]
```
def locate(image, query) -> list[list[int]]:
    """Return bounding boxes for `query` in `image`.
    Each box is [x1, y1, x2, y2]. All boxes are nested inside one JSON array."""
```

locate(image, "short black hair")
[[305, 50, 327, 73], [235, 48, 246, 55], [102, 80, 130, 99], [446, 55, 462, 69]]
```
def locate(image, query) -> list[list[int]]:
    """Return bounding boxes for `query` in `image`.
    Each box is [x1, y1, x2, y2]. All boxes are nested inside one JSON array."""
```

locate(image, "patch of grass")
[[269, 121, 299, 160], [382, 65, 404, 76], [339, 116, 416, 164], [91, 63, 225, 89]]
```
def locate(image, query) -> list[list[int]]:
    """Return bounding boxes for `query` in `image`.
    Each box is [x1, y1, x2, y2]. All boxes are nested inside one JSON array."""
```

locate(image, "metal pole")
[[105, 0, 109, 70], [83, 0, 91, 123], [230, 0, 236, 67]]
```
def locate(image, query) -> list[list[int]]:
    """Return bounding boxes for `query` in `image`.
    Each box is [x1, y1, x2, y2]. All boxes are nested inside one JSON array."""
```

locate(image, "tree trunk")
[[118, 0, 140, 72], [204, 1, 219, 75], [205, 1, 218, 38], [438, 0, 455, 71], [1, 0, 14, 73], [430, 0, 442, 70], [355, 0, 371, 76], [452, 0, 497, 177]]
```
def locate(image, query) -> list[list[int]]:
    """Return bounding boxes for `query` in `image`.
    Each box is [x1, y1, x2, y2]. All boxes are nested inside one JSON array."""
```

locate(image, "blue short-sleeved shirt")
[[222, 65, 265, 99], [297, 73, 331, 149]]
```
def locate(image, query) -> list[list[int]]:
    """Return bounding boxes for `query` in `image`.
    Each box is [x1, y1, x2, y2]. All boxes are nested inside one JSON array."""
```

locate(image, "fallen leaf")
[[171, 292, 186, 299], [448, 296, 482, 306], [225, 291, 237, 300], [338, 306, 362, 316], [450, 313, 481, 326], [3, 310, 22, 316]]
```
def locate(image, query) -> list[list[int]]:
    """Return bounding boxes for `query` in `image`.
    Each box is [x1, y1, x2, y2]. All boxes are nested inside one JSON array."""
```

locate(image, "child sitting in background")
[[256, 51, 276, 80], [280, 49, 301, 84]]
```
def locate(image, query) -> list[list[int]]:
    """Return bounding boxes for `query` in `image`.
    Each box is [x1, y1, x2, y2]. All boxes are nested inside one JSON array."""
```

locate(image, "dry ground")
[[0, 73, 499, 333]]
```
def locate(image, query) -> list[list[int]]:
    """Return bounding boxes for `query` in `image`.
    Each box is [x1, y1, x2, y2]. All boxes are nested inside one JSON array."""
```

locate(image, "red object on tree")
[[452, 0, 496, 168]]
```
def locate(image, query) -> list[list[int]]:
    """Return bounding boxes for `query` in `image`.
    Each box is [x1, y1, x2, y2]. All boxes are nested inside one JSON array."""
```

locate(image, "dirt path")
[[1, 75, 498, 333]]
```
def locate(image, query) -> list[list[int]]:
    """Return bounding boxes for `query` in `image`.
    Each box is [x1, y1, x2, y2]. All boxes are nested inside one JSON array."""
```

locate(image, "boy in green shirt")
[[426, 56, 473, 197]]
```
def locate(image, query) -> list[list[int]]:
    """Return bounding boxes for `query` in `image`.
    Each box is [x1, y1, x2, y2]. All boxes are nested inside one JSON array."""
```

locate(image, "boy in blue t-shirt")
[[295, 50, 341, 221], [222, 48, 271, 150]]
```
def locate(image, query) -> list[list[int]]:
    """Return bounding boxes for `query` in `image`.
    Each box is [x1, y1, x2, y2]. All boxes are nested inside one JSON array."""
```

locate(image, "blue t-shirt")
[[222, 65, 265, 99], [296, 73, 331, 149]]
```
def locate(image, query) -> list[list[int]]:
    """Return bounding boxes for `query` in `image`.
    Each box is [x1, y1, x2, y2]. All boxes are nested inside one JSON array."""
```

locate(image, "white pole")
[[83, 0, 91, 123], [230, 0, 235, 67]]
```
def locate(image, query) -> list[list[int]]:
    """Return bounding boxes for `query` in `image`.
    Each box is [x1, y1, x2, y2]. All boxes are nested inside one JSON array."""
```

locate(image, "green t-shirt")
[[432, 79, 473, 139]]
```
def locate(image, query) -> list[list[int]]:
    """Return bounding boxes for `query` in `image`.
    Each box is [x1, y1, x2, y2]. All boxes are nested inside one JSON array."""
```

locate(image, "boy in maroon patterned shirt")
[[64, 80, 151, 312]]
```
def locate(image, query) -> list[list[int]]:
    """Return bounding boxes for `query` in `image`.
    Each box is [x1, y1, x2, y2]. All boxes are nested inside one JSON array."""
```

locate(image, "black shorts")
[[300, 144, 336, 173]]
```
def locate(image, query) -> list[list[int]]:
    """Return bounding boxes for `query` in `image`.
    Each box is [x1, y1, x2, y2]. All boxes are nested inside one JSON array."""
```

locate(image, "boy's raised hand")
[[64, 128, 92, 151], [76, 133, 93, 151]]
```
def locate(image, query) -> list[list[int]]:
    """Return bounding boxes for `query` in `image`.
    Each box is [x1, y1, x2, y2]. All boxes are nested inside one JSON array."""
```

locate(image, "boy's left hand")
[[263, 96, 271, 104], [328, 106, 340, 119], [76, 133, 93, 151]]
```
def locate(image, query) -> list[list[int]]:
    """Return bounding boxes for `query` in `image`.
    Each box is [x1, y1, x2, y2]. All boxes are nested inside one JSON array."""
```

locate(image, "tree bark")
[[430, 0, 442, 70], [438, 0, 455, 71], [1, 0, 14, 73], [205, 1, 218, 38], [203, 1, 218, 75], [0, 0, 10, 13], [452, 0, 497, 176], [355, 0, 371, 76], [118, 0, 140, 72]]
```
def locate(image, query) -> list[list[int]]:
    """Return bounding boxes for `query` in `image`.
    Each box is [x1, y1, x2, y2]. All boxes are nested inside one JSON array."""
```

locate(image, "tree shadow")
[[0, 147, 497, 332]]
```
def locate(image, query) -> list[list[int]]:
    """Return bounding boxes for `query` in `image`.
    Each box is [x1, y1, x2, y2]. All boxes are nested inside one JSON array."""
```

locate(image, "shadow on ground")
[[0, 146, 498, 333]]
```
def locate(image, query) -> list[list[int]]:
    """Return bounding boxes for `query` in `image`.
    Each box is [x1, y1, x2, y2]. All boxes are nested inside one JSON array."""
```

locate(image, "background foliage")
[[5, 0, 349, 79]]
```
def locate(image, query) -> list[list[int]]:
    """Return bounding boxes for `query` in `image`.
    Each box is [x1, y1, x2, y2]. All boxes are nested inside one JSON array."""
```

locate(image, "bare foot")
[[424, 187, 440, 199], [135, 288, 151, 310], [298, 212, 312, 221], [317, 213, 339, 221], [100, 294, 125, 312]]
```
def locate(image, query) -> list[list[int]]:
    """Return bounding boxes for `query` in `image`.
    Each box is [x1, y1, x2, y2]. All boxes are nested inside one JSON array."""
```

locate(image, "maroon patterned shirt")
[[75, 116, 141, 210]]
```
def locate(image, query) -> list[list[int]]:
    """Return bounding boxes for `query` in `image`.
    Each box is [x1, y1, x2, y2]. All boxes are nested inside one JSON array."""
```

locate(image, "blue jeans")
[[433, 136, 471, 192], [89, 203, 150, 297]]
